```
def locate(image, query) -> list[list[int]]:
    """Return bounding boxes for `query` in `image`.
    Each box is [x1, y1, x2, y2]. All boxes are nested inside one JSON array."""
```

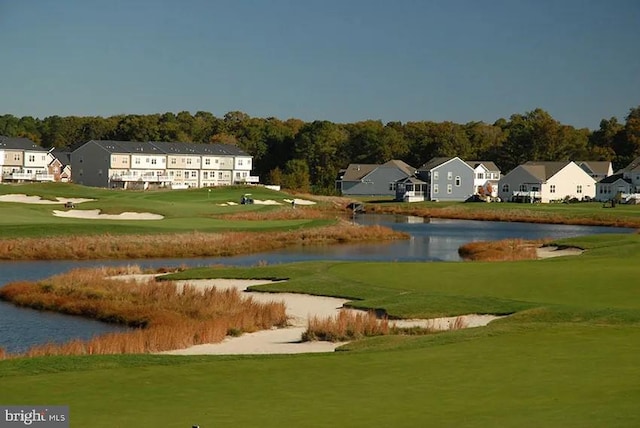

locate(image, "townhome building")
[[0, 136, 54, 183], [414, 157, 475, 201], [71, 140, 257, 189], [595, 156, 640, 202]]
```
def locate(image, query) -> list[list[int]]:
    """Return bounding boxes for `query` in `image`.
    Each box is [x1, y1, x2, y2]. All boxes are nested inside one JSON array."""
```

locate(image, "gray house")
[[337, 160, 416, 197], [416, 157, 475, 201]]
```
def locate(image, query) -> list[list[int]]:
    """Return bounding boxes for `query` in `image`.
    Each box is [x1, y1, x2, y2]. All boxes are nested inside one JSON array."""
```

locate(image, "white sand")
[[112, 276, 502, 355], [283, 198, 316, 206], [52, 209, 164, 220], [0, 194, 95, 204], [252, 199, 282, 205], [536, 246, 584, 259]]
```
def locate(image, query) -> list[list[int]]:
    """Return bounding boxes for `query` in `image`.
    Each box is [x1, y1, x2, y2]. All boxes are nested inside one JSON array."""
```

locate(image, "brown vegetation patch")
[[458, 239, 549, 261], [0, 267, 287, 358], [302, 310, 439, 342], [368, 204, 640, 229], [0, 223, 407, 261], [215, 207, 330, 221]]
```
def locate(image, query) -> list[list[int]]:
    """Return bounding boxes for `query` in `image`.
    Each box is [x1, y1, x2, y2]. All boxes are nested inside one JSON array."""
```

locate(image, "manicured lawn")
[[0, 183, 330, 237]]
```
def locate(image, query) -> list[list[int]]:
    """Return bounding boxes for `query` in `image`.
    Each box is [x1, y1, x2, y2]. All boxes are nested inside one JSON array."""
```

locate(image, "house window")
[[236, 172, 241, 178], [123, 158, 128, 164], [203, 171, 208, 179], [205, 159, 210, 165], [242, 172, 247, 178], [135, 158, 140, 165], [14, 154, 20, 161], [238, 159, 243, 166], [476, 173, 484, 179], [447, 184, 452, 194], [171, 158, 176, 165], [447, 171, 453, 180], [28, 155, 35, 162], [146, 158, 150, 163], [550, 185, 556, 193], [389, 183, 396, 191], [218, 172, 223, 178], [577, 185, 582, 194], [151, 159, 157, 165], [187, 159, 192, 165], [161, 158, 165, 164], [531, 185, 539, 192], [502, 184, 509, 193], [434, 184, 439, 194], [455, 176, 461, 187], [191, 171, 197, 178], [215, 159, 219, 164], [433, 171, 439, 180], [519, 184, 528, 192]]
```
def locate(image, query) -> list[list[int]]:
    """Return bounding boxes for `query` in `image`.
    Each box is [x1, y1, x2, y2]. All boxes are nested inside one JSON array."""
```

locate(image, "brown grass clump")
[[303, 310, 391, 342], [0, 223, 407, 261], [215, 207, 329, 221], [0, 267, 287, 358], [458, 239, 548, 261]]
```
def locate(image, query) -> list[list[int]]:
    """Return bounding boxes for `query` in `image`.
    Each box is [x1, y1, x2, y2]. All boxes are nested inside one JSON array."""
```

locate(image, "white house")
[[0, 136, 54, 183], [498, 161, 596, 203], [466, 161, 501, 197], [596, 156, 640, 202], [576, 161, 613, 181]]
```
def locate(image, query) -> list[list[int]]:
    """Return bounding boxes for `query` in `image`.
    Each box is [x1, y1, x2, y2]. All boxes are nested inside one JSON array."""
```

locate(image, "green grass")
[[0, 183, 330, 237], [2, 193, 640, 426]]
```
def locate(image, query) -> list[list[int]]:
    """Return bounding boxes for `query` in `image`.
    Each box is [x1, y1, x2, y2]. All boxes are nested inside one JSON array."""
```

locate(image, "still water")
[[0, 216, 633, 354]]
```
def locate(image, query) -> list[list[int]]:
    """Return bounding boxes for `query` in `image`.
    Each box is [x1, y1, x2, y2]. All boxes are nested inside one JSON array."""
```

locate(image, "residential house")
[[47, 149, 72, 182], [71, 140, 257, 189], [596, 156, 640, 202], [576, 161, 613, 181], [337, 160, 416, 197], [0, 136, 53, 183], [414, 157, 475, 201], [498, 161, 596, 203], [466, 161, 501, 197]]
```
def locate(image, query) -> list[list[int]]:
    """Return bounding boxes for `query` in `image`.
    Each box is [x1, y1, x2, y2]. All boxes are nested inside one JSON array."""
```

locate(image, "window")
[[502, 184, 509, 193], [123, 158, 128, 164], [236, 172, 241, 178], [215, 159, 219, 164], [218, 172, 223, 179], [519, 184, 528, 192], [577, 185, 582, 194], [135, 158, 140, 165], [476, 173, 484, 179], [187, 159, 192, 165], [205, 159, 210, 165], [550, 185, 556, 193], [203, 171, 208, 179], [161, 158, 165, 164], [455, 176, 461, 186], [242, 172, 247, 178], [447, 171, 452, 180], [151, 159, 157, 165], [433, 171, 439, 180], [434, 184, 439, 194], [28, 155, 35, 162], [389, 183, 396, 191], [171, 158, 176, 165], [146, 158, 150, 163], [14, 154, 20, 161], [191, 171, 197, 178], [447, 184, 452, 194], [531, 185, 539, 191], [238, 159, 243, 166]]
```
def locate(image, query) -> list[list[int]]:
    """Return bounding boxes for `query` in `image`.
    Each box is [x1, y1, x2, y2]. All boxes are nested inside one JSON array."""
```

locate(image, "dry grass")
[[0, 267, 287, 358], [215, 207, 330, 221], [368, 204, 640, 228], [458, 239, 549, 261], [0, 223, 407, 260]]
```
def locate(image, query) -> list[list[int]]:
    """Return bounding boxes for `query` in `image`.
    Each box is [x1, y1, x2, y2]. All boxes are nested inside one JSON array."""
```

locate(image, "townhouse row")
[[0, 137, 258, 189], [337, 156, 640, 203]]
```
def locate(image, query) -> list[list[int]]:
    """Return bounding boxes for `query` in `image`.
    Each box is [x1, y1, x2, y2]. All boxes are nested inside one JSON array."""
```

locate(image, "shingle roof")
[[81, 140, 248, 156], [521, 161, 572, 181], [576, 161, 612, 176], [340, 164, 378, 181], [0, 136, 47, 151], [597, 173, 631, 184], [418, 157, 455, 171], [381, 159, 416, 176], [466, 160, 500, 172], [622, 156, 640, 173]]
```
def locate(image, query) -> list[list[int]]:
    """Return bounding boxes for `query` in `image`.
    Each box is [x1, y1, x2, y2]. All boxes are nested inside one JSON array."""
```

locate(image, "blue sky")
[[1, 0, 638, 129]]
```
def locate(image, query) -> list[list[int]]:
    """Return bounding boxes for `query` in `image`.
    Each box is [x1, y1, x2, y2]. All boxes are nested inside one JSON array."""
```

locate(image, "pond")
[[0, 215, 633, 354]]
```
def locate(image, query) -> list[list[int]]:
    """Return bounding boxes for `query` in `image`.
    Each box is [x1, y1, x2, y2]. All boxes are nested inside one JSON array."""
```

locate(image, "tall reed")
[[0, 268, 287, 358], [458, 239, 546, 261]]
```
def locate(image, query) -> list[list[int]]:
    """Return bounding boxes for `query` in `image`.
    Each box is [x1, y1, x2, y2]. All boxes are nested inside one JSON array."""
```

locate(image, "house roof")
[[465, 160, 500, 172], [79, 140, 248, 157], [397, 176, 427, 185], [0, 136, 47, 151], [598, 173, 632, 184], [520, 161, 572, 181], [576, 161, 612, 176], [381, 159, 416, 176], [50, 149, 71, 166], [340, 164, 378, 181], [418, 157, 455, 171], [622, 156, 640, 173]]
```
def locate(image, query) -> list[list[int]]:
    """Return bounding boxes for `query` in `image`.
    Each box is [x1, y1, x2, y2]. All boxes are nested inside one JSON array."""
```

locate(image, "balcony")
[[2, 172, 54, 182], [111, 174, 172, 183]]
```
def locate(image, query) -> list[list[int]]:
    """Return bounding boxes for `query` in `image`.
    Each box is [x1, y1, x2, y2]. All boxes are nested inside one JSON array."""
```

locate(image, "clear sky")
[[1, 0, 638, 129]]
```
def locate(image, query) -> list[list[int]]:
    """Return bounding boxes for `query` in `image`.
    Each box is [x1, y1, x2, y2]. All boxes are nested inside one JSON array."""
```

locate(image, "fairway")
[[1, 232, 640, 426]]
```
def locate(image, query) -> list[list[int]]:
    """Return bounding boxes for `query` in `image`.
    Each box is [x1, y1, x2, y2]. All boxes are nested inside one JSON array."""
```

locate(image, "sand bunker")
[[52, 209, 164, 220], [112, 276, 502, 355], [537, 246, 584, 259], [284, 198, 316, 206], [0, 194, 95, 204]]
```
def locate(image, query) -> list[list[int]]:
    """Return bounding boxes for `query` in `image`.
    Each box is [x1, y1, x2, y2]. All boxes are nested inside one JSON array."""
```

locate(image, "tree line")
[[1, 107, 639, 193]]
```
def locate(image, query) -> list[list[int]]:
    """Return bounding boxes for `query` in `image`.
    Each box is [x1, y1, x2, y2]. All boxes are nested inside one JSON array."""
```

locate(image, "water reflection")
[[0, 215, 633, 353]]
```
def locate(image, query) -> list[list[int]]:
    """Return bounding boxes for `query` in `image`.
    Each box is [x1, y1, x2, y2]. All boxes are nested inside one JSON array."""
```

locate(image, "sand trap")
[[252, 199, 282, 205], [0, 194, 95, 204], [537, 246, 584, 259], [283, 198, 316, 206], [52, 209, 164, 220], [111, 276, 501, 355]]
